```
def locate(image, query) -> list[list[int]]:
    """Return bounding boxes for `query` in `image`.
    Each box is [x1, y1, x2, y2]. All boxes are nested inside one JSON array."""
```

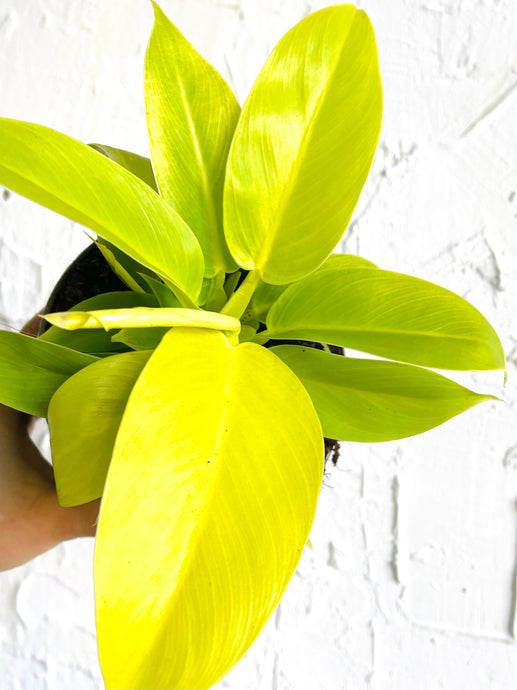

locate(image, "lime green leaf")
[[321, 253, 378, 271], [40, 291, 158, 354], [224, 6, 382, 284], [0, 118, 204, 300], [94, 239, 160, 294], [48, 350, 151, 506], [239, 323, 260, 343], [139, 274, 182, 308], [252, 253, 378, 322], [94, 328, 323, 690], [0, 331, 97, 416], [89, 143, 158, 191], [43, 307, 241, 333], [145, 3, 239, 277], [200, 271, 228, 311], [41, 324, 126, 356], [224, 270, 242, 299], [111, 327, 168, 351], [266, 267, 505, 371], [95, 242, 144, 293], [272, 345, 499, 442]]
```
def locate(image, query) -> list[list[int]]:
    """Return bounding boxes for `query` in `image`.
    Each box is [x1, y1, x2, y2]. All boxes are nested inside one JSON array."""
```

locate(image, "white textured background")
[[1, 1, 516, 688]]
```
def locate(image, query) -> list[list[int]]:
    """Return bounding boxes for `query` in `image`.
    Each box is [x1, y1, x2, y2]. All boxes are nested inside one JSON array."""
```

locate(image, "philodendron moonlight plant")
[[0, 4, 506, 689]]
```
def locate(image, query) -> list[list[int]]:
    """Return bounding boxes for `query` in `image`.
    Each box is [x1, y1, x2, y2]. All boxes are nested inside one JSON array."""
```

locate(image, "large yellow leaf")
[[224, 6, 382, 284], [94, 328, 323, 689]]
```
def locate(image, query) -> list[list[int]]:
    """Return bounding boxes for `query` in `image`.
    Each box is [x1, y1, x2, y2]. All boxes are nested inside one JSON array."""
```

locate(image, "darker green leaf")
[[0, 331, 97, 416]]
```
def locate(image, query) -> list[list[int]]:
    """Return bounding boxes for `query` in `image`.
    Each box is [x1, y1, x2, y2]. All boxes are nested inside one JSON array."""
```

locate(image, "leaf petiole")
[[223, 270, 242, 299], [220, 268, 262, 320]]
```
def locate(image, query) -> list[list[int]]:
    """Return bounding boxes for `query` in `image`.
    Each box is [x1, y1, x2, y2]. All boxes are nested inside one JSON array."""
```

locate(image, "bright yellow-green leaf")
[[266, 267, 506, 371], [94, 241, 146, 293], [0, 331, 97, 416], [89, 143, 158, 192], [224, 6, 382, 284], [145, 3, 239, 277], [198, 271, 228, 311], [0, 118, 204, 301], [323, 254, 378, 271], [48, 351, 151, 506], [140, 274, 182, 308], [252, 253, 378, 322], [223, 271, 242, 299], [239, 323, 259, 343], [43, 307, 241, 333], [94, 328, 323, 690], [111, 327, 168, 351], [272, 345, 499, 442]]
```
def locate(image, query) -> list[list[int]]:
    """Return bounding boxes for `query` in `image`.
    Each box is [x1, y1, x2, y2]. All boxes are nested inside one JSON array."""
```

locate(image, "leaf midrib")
[[174, 72, 222, 269], [158, 341, 237, 623], [268, 324, 485, 344], [299, 371, 478, 401], [0, 153, 187, 290], [257, 8, 358, 269]]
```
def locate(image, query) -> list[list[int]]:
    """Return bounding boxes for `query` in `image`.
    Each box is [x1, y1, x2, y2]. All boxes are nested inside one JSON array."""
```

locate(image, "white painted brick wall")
[[0, 1, 516, 688]]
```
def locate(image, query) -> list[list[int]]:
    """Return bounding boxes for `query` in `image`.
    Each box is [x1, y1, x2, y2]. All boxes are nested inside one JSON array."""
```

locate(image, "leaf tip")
[[149, 0, 172, 29], [42, 311, 89, 330]]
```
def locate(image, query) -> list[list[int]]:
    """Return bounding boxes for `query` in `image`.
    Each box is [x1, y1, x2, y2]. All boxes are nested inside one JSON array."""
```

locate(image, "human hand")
[[0, 316, 100, 571]]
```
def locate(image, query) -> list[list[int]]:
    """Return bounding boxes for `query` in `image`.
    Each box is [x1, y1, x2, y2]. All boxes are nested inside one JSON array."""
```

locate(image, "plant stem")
[[223, 270, 241, 299], [221, 269, 261, 319], [250, 331, 270, 345]]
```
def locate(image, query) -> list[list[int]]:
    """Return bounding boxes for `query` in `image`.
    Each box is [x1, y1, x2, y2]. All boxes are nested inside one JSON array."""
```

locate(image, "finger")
[[20, 313, 43, 338], [19, 313, 44, 427], [56, 497, 101, 540]]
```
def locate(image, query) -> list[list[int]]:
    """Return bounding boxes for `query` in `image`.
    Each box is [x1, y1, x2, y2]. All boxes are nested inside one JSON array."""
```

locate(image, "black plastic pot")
[[39, 244, 126, 335]]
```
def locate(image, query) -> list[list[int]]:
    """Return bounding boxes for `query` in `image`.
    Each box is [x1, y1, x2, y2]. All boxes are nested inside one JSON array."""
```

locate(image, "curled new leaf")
[[40, 291, 159, 354], [43, 307, 241, 334], [95, 328, 323, 689]]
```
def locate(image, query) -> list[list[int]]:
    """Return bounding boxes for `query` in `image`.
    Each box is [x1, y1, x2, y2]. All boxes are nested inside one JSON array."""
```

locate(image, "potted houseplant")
[[0, 3, 505, 689]]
